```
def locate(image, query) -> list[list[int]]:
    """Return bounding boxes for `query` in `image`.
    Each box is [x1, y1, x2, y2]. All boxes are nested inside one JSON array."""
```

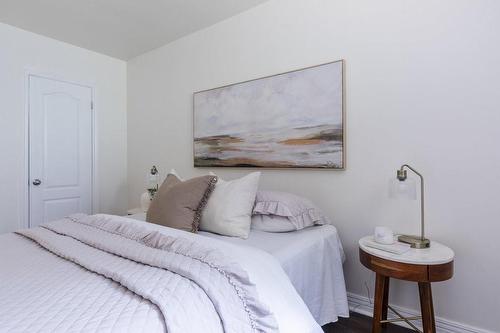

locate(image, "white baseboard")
[[347, 292, 493, 333]]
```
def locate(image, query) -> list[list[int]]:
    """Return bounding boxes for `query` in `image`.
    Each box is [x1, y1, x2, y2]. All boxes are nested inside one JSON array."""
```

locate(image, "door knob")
[[32, 179, 42, 186]]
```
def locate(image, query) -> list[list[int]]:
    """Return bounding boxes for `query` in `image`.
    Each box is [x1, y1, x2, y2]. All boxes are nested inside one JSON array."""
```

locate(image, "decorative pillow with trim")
[[146, 173, 217, 232]]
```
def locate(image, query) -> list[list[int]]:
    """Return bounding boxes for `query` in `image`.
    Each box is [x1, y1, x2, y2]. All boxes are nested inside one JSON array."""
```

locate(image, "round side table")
[[359, 236, 454, 333]]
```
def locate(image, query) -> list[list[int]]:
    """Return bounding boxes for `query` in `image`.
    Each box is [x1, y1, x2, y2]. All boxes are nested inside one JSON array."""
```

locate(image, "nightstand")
[[359, 236, 454, 333]]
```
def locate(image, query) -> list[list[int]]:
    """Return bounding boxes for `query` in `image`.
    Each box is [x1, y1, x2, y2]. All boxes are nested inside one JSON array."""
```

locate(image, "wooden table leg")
[[372, 274, 389, 333], [381, 276, 390, 327], [418, 282, 436, 333]]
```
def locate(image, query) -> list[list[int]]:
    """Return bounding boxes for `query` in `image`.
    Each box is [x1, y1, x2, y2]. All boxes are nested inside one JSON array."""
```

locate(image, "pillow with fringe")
[[146, 172, 217, 232]]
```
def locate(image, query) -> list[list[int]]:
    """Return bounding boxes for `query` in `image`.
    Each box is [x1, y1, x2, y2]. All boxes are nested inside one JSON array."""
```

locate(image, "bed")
[[129, 212, 349, 326], [0, 214, 324, 333]]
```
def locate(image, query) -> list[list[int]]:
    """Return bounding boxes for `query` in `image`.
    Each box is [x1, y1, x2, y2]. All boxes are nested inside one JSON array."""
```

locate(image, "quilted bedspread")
[[0, 214, 300, 333]]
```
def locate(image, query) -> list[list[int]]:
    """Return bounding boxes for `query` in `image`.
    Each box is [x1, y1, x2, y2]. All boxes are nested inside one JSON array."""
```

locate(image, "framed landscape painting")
[[193, 60, 344, 169]]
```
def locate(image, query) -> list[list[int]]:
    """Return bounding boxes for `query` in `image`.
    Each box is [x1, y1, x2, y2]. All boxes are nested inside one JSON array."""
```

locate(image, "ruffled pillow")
[[252, 191, 331, 231], [251, 215, 296, 232]]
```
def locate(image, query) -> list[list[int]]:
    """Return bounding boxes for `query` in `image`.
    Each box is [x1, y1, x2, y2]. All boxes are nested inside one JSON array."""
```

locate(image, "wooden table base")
[[359, 248, 453, 333], [372, 274, 436, 333]]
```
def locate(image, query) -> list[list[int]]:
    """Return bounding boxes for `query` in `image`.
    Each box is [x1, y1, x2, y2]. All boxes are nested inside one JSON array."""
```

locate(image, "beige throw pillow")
[[146, 173, 217, 232]]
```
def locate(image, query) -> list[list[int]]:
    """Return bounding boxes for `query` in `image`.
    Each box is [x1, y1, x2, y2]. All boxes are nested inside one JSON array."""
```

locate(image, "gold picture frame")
[[193, 59, 345, 170]]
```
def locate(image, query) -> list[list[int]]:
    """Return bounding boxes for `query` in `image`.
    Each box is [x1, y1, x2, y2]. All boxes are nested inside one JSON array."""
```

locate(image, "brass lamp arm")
[[398, 164, 425, 241], [399, 164, 423, 179]]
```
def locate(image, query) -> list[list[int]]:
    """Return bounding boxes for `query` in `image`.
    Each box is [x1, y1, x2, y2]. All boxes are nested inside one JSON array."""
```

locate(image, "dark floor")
[[322, 312, 413, 333]]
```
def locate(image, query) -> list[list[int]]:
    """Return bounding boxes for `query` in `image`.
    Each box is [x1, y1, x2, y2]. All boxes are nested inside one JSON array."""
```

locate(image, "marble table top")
[[359, 236, 455, 265]]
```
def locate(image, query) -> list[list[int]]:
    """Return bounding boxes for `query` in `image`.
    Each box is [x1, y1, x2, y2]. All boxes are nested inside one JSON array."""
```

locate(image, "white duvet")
[[129, 212, 349, 325], [0, 214, 322, 333]]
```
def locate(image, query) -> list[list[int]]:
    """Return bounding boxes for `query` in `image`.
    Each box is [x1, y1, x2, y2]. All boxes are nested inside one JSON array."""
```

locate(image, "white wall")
[[0, 23, 128, 233], [127, 0, 500, 331]]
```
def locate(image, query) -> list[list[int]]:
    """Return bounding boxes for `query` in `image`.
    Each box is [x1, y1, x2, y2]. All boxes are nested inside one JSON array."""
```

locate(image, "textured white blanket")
[[0, 231, 166, 332], [0, 215, 304, 333], [0, 214, 321, 333]]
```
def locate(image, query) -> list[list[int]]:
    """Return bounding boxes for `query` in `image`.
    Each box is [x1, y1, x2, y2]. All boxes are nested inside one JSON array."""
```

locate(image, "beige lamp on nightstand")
[[389, 164, 431, 249]]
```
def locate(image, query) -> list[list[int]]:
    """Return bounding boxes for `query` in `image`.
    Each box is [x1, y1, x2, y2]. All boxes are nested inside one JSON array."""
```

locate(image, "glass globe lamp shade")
[[388, 177, 417, 200]]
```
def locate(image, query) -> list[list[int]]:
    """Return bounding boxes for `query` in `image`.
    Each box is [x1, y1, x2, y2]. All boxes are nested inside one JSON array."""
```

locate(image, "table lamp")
[[147, 165, 160, 197], [389, 164, 431, 248]]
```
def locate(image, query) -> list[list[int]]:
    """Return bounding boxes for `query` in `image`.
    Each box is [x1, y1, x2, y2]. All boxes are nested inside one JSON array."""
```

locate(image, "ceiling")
[[0, 0, 268, 60]]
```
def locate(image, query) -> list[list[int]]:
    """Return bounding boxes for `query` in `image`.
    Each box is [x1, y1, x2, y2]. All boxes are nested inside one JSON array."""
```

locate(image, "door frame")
[[23, 70, 99, 228]]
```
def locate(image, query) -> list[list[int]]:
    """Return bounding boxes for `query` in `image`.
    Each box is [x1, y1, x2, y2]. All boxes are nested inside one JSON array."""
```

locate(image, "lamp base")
[[398, 235, 431, 249]]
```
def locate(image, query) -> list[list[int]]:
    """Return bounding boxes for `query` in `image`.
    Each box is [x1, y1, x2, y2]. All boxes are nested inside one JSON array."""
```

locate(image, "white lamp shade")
[[147, 172, 160, 188], [389, 178, 417, 200]]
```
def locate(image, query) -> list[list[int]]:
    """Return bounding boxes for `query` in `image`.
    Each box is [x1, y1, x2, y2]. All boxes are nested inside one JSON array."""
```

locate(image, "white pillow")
[[199, 172, 261, 238], [251, 215, 296, 232]]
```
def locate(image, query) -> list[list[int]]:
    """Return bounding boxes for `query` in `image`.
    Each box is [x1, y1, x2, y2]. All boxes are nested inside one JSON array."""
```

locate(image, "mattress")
[[128, 213, 349, 325]]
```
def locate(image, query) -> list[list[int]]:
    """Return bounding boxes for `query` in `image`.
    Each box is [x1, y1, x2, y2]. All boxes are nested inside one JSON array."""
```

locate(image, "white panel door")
[[29, 76, 93, 227]]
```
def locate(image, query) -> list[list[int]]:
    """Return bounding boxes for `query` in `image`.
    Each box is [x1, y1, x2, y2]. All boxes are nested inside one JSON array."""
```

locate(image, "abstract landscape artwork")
[[193, 60, 344, 169]]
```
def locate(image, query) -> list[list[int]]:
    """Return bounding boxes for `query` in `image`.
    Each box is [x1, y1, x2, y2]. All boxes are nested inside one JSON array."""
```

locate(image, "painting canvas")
[[193, 60, 344, 169]]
